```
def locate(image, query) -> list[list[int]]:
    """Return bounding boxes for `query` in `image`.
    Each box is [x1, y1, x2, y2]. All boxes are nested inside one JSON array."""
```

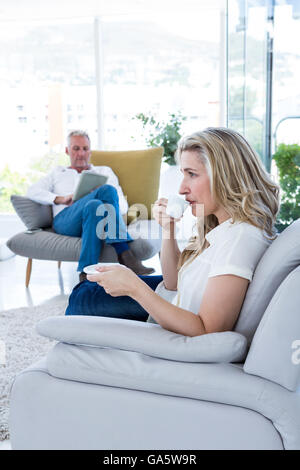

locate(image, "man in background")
[[27, 130, 154, 281]]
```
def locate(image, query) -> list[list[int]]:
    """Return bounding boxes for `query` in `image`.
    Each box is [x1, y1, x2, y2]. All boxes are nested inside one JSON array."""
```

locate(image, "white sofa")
[[9, 219, 300, 450]]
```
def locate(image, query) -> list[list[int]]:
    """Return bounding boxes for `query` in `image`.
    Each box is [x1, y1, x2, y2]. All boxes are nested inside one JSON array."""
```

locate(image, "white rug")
[[0, 298, 68, 441]]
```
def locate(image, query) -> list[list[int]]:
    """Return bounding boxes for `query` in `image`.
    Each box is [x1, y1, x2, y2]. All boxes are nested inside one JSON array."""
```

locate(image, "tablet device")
[[73, 171, 108, 202]]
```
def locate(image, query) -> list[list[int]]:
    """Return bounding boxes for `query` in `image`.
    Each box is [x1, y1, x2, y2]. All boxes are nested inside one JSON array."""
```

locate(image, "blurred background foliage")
[[133, 111, 187, 165], [0, 152, 68, 212], [273, 143, 300, 232]]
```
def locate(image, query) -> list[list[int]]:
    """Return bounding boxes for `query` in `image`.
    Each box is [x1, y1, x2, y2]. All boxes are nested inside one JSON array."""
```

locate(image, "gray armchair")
[[6, 148, 163, 286], [9, 219, 300, 450]]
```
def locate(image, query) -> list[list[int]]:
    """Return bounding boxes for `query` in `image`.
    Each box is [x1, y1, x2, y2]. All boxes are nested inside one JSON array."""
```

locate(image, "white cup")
[[166, 195, 189, 219], [84, 262, 120, 274]]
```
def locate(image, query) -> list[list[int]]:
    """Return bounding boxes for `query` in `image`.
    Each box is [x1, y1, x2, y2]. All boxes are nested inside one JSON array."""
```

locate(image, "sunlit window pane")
[[101, 10, 223, 150], [227, 0, 268, 166], [273, 2, 300, 147], [0, 1, 226, 213], [0, 19, 96, 212], [0, 19, 96, 170]]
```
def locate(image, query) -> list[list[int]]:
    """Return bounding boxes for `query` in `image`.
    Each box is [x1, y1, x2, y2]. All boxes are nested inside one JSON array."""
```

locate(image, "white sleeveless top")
[[172, 219, 272, 315]]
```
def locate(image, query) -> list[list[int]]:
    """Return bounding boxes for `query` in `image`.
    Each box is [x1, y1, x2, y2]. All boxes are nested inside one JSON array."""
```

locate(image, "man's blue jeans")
[[53, 185, 132, 272], [65, 275, 163, 321]]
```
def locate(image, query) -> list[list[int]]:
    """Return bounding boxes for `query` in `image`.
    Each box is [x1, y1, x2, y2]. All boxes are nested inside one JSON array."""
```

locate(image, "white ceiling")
[[0, 0, 225, 21]]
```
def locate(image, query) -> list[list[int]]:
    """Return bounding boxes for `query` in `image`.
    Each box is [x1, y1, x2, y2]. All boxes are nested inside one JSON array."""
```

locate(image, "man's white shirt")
[[27, 165, 128, 218]]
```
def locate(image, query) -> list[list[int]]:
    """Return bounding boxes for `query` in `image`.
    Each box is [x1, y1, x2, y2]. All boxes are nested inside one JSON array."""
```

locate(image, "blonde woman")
[[65, 127, 280, 337]]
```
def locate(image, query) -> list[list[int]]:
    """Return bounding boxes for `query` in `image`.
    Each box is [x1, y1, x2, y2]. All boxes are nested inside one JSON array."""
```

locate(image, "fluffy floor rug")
[[0, 298, 68, 441]]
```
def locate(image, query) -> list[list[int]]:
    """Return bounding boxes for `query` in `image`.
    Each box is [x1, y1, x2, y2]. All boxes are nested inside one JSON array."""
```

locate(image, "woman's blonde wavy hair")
[[176, 127, 280, 269]]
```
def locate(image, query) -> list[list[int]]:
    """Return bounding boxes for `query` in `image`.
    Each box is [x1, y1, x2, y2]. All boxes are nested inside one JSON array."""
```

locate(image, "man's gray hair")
[[67, 130, 90, 147]]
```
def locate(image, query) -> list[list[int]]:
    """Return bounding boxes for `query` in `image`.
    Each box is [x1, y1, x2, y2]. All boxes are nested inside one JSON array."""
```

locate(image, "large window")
[[227, 0, 270, 168], [1, 1, 299, 214], [0, 18, 96, 165], [0, 18, 96, 212], [0, 1, 226, 213], [100, 9, 224, 149], [227, 0, 300, 171], [273, 1, 300, 148]]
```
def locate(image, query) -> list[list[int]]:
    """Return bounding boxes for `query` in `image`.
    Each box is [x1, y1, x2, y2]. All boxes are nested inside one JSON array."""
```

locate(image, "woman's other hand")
[[87, 264, 143, 297]]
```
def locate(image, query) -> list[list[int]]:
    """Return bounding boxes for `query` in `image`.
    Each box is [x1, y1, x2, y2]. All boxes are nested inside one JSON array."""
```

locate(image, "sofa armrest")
[[37, 315, 247, 363]]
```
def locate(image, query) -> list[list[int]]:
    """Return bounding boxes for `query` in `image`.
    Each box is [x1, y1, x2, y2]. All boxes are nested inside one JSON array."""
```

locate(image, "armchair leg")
[[58, 261, 62, 269], [26, 258, 32, 288]]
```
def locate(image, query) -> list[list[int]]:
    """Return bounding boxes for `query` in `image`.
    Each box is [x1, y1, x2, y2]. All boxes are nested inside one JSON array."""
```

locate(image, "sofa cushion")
[[37, 315, 247, 363], [6, 219, 161, 262], [244, 266, 300, 391], [43, 342, 300, 449], [234, 218, 300, 343], [7, 229, 82, 261], [11, 195, 53, 230], [91, 148, 163, 222]]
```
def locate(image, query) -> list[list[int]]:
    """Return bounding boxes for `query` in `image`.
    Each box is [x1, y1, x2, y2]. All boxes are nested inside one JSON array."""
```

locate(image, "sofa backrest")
[[234, 218, 300, 344], [244, 265, 300, 391], [91, 148, 163, 222]]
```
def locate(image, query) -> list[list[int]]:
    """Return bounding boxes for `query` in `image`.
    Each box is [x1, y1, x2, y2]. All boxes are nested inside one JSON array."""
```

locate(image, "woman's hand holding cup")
[[153, 195, 188, 232], [166, 195, 189, 219]]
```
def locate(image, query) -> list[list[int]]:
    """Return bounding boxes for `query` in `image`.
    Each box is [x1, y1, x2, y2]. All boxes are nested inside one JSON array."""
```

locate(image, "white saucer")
[[83, 262, 120, 275]]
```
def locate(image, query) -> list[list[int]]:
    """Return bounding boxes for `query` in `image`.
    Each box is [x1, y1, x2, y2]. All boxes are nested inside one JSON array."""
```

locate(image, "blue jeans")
[[65, 275, 163, 321], [53, 185, 132, 272]]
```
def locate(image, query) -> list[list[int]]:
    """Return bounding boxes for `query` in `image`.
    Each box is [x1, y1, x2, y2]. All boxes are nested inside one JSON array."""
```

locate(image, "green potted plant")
[[273, 143, 300, 232], [133, 111, 187, 165]]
